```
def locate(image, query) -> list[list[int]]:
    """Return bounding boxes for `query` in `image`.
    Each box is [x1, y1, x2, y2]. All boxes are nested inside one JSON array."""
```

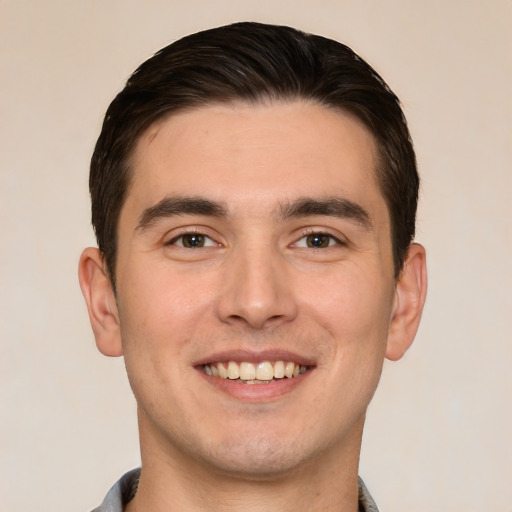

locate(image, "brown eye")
[[306, 234, 331, 248], [181, 234, 206, 248], [293, 232, 342, 249], [169, 233, 217, 248]]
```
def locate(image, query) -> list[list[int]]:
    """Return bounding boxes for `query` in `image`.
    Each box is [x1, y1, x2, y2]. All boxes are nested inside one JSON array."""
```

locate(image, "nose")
[[215, 244, 298, 330]]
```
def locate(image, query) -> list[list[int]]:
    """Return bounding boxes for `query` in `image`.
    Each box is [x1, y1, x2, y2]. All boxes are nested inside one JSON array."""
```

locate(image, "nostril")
[[215, 259, 298, 328], [224, 312, 288, 330]]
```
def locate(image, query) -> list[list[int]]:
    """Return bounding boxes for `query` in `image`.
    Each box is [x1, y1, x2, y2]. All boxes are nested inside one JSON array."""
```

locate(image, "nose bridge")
[[216, 235, 296, 329]]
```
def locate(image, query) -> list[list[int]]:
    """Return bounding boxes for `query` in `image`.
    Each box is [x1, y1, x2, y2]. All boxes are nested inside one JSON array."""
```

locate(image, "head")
[[80, 22, 427, 487], [90, 22, 418, 290]]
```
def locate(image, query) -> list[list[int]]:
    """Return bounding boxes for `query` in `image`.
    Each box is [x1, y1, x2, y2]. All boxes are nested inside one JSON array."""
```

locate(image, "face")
[[109, 102, 400, 477]]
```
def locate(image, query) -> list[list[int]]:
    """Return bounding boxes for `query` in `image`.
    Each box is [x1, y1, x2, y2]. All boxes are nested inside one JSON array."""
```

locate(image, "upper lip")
[[193, 349, 316, 367]]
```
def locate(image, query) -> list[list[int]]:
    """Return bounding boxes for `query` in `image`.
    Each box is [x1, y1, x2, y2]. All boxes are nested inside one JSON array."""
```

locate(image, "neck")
[[126, 415, 364, 512]]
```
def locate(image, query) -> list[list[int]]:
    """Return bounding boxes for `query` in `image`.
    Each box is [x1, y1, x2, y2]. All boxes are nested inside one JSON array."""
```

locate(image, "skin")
[[79, 101, 427, 512]]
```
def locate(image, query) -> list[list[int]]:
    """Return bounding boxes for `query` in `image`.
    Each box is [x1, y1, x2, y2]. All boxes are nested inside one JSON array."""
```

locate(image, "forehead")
[[123, 101, 387, 226]]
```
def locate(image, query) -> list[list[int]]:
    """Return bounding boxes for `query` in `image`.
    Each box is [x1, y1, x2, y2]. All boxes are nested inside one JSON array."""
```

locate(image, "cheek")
[[300, 263, 394, 342], [115, 262, 219, 382], [292, 266, 394, 442], [299, 263, 393, 397], [115, 266, 213, 416], [119, 260, 215, 327]]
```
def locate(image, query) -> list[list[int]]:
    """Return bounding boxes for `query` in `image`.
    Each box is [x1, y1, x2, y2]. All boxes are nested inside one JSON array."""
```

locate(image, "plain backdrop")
[[1, 1, 511, 511]]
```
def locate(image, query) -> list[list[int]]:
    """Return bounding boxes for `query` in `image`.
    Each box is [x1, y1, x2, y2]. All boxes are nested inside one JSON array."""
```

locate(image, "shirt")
[[91, 467, 379, 512]]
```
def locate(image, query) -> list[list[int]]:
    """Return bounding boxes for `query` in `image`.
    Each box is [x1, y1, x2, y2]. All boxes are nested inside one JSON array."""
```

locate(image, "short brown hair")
[[90, 22, 418, 288]]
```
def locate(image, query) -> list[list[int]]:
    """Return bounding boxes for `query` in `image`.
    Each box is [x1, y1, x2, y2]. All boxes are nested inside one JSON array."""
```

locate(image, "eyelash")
[[293, 230, 345, 249], [165, 229, 344, 250], [166, 229, 218, 248]]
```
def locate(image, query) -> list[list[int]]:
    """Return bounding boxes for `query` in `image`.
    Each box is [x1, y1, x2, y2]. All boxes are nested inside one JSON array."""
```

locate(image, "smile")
[[203, 361, 309, 383]]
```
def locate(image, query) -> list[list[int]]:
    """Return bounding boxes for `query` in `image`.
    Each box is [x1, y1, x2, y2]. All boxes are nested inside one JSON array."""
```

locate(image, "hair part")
[[90, 22, 418, 289]]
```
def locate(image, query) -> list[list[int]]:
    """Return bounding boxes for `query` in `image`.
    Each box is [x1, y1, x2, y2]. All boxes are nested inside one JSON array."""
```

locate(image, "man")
[[79, 22, 427, 512]]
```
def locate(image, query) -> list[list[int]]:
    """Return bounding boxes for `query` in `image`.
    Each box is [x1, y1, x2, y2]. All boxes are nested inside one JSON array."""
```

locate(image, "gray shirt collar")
[[92, 468, 379, 512]]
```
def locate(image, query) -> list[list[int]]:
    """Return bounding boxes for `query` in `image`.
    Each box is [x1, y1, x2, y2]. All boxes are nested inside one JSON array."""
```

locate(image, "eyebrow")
[[136, 195, 372, 231], [280, 197, 372, 229], [136, 196, 227, 231]]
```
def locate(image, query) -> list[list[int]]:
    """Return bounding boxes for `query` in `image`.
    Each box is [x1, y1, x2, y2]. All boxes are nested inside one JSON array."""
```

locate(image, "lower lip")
[[198, 370, 311, 402]]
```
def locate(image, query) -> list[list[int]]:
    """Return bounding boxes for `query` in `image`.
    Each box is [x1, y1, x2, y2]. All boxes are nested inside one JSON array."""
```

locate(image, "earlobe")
[[78, 247, 123, 357], [386, 243, 428, 361]]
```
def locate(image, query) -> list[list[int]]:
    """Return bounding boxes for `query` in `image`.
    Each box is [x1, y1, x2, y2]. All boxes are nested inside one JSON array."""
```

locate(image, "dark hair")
[[90, 21, 418, 287]]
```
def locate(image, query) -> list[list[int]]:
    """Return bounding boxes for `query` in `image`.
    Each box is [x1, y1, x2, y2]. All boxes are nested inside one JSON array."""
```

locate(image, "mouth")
[[202, 360, 309, 384], [195, 351, 315, 401]]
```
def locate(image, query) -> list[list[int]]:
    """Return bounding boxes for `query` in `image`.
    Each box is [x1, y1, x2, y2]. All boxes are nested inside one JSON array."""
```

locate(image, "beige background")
[[1, 1, 511, 510]]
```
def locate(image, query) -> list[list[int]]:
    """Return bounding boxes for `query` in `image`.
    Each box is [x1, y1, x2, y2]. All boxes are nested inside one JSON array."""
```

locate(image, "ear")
[[78, 247, 123, 357], [386, 243, 428, 361]]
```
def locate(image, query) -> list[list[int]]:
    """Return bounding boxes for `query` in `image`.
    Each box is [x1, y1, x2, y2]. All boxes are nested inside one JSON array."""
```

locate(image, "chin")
[[184, 422, 332, 482], [203, 439, 309, 480]]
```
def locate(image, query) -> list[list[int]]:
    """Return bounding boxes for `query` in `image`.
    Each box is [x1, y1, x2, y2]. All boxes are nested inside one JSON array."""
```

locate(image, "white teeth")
[[217, 363, 228, 379], [274, 360, 285, 379], [256, 361, 274, 380], [227, 361, 240, 380], [239, 362, 256, 380], [203, 360, 308, 381], [285, 362, 295, 378]]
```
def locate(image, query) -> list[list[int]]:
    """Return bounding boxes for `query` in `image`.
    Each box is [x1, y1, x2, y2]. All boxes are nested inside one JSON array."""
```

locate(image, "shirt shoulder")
[[358, 477, 380, 512], [90, 468, 140, 512]]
